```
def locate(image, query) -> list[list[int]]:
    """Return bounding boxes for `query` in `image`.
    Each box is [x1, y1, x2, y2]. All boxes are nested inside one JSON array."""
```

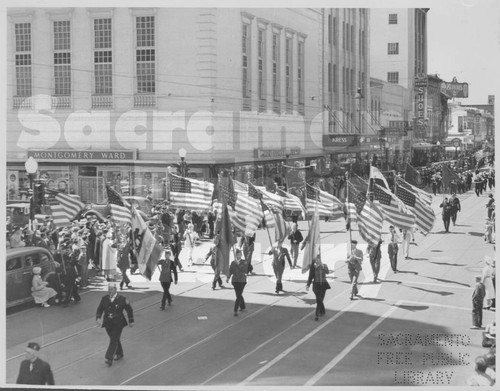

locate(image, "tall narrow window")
[[53, 21, 71, 96], [14, 23, 32, 99], [333, 63, 337, 92], [351, 25, 355, 52], [285, 37, 292, 108], [94, 18, 112, 96], [342, 21, 345, 49], [328, 62, 332, 93], [258, 28, 266, 111], [333, 17, 337, 46], [135, 16, 155, 94], [242, 23, 251, 103], [328, 14, 332, 45], [272, 32, 280, 113], [388, 42, 399, 55], [298, 40, 305, 113], [387, 72, 399, 84]]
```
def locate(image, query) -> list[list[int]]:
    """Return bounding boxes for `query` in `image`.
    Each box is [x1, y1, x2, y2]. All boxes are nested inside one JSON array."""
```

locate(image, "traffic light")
[[33, 183, 45, 214]]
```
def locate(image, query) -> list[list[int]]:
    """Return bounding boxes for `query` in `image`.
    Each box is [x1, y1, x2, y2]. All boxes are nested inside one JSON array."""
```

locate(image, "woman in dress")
[[31, 267, 57, 307], [481, 256, 496, 310]]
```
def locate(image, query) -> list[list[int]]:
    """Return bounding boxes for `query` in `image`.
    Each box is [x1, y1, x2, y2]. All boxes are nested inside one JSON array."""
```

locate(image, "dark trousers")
[[312, 285, 326, 316], [160, 281, 172, 308], [370, 256, 380, 280], [232, 282, 246, 312], [62, 283, 80, 304], [388, 243, 398, 271], [244, 247, 254, 274], [347, 263, 360, 296], [104, 325, 124, 361], [451, 211, 458, 225], [212, 273, 223, 289], [174, 253, 183, 271], [443, 217, 450, 232], [472, 301, 483, 327], [475, 185, 481, 196], [119, 267, 130, 289]]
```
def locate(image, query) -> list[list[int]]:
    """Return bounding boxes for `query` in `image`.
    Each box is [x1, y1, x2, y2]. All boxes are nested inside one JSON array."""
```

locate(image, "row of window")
[[326, 13, 367, 57], [242, 20, 305, 114], [13, 17, 156, 104]]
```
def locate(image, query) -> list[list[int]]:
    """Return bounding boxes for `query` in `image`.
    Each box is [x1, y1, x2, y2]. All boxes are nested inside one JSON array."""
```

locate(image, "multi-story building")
[[7, 7, 325, 203]]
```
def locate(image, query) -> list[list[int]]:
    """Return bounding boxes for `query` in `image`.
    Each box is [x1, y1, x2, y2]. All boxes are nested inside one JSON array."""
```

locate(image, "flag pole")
[[345, 171, 352, 260], [315, 187, 321, 258]]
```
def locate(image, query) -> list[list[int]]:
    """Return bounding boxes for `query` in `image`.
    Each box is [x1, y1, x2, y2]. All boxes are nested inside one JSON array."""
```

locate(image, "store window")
[[130, 168, 167, 201], [98, 168, 131, 203]]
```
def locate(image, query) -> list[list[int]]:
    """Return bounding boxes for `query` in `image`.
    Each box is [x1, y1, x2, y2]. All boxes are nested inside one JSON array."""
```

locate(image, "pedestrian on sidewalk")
[[158, 249, 178, 310], [269, 241, 292, 294], [96, 282, 134, 367], [306, 255, 331, 321], [16, 342, 55, 385], [387, 225, 400, 271], [471, 275, 486, 329], [486, 194, 495, 219], [368, 239, 382, 282], [226, 249, 247, 316], [288, 223, 303, 269], [482, 257, 496, 310], [346, 240, 363, 300], [450, 193, 461, 226]]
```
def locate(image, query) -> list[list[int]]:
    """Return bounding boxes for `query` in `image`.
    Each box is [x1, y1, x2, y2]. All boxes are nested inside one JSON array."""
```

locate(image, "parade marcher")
[[205, 238, 224, 290], [158, 249, 178, 310], [269, 241, 292, 294], [306, 255, 331, 321], [471, 275, 486, 329], [368, 239, 382, 282], [450, 193, 461, 226], [440, 198, 452, 233], [387, 225, 400, 272], [96, 282, 134, 367], [31, 266, 57, 308], [241, 233, 256, 275], [346, 240, 363, 300], [288, 223, 304, 269], [170, 225, 183, 272], [486, 194, 495, 219], [183, 223, 199, 267], [117, 239, 132, 290], [474, 174, 483, 197], [401, 228, 413, 259], [101, 232, 118, 281], [16, 342, 55, 385], [226, 249, 248, 316], [482, 257, 496, 310], [431, 174, 437, 196]]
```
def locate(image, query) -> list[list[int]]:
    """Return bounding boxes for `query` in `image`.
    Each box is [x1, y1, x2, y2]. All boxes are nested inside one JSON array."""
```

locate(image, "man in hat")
[[486, 194, 495, 219], [450, 193, 461, 226], [346, 240, 363, 300], [471, 275, 486, 329], [268, 241, 292, 294], [16, 342, 55, 385], [96, 282, 134, 366]]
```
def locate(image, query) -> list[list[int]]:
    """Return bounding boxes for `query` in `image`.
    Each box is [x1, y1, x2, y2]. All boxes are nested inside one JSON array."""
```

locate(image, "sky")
[[426, 0, 500, 104]]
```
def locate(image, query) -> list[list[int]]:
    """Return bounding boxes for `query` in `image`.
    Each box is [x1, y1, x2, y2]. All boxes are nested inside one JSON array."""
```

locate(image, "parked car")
[[6, 247, 60, 308], [6, 203, 31, 226]]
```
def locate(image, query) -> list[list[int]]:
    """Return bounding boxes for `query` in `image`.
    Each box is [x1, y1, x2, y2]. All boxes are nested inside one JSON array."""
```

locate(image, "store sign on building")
[[322, 134, 358, 147], [440, 77, 469, 98], [414, 74, 427, 131], [253, 147, 301, 159], [27, 150, 136, 161]]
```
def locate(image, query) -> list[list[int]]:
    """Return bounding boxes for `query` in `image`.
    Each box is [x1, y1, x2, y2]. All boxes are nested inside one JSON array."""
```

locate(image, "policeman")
[[96, 282, 134, 367]]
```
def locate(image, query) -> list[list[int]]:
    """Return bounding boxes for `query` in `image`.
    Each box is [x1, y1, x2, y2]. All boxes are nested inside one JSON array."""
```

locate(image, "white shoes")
[[41, 303, 50, 308]]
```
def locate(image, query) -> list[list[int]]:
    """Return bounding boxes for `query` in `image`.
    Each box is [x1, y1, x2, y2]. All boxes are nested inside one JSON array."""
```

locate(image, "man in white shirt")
[[387, 225, 400, 273]]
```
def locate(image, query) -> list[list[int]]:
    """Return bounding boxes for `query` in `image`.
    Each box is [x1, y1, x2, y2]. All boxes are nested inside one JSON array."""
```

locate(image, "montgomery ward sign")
[[322, 134, 358, 147], [28, 150, 136, 160]]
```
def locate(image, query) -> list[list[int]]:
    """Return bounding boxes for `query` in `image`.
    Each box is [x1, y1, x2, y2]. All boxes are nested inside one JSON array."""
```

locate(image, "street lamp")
[[178, 147, 188, 177], [24, 156, 38, 230], [436, 141, 440, 162]]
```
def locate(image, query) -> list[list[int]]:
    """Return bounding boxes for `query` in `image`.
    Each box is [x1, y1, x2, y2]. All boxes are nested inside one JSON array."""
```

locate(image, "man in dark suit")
[[16, 342, 55, 385], [96, 282, 134, 366]]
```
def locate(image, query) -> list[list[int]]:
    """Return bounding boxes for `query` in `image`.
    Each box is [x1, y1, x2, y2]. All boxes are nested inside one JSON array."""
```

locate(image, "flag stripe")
[[373, 184, 415, 229], [106, 186, 132, 224], [170, 174, 214, 210]]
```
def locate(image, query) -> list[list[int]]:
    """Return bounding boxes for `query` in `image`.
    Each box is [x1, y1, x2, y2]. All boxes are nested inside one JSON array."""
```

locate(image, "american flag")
[[106, 186, 132, 224], [306, 185, 344, 219], [218, 176, 262, 236], [258, 195, 290, 243], [396, 176, 432, 206], [347, 180, 383, 246], [169, 174, 214, 211], [373, 184, 415, 229], [276, 188, 306, 219], [395, 177, 436, 235], [46, 190, 85, 227]]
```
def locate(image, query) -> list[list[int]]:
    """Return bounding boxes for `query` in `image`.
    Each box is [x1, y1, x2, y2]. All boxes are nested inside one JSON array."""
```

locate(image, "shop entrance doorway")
[[79, 177, 98, 204]]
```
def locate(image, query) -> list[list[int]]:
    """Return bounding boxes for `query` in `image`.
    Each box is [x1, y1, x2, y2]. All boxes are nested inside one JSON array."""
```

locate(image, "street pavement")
[[5, 187, 497, 387]]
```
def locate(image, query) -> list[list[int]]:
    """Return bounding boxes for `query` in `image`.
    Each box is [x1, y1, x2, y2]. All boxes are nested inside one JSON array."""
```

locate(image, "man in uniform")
[[288, 223, 303, 269], [96, 282, 134, 366], [16, 342, 55, 385], [346, 240, 363, 300], [387, 225, 400, 272]]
